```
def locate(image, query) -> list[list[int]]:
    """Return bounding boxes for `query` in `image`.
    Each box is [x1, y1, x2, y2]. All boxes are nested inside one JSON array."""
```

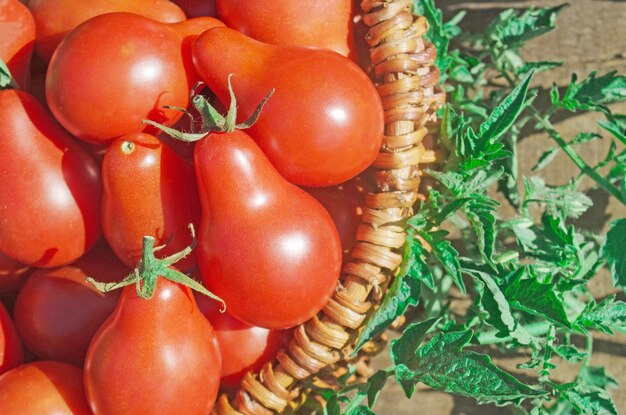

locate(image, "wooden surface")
[[372, 1, 626, 413]]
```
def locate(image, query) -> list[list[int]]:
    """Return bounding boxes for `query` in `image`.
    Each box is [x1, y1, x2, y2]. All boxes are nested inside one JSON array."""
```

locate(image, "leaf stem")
[[532, 112, 626, 205]]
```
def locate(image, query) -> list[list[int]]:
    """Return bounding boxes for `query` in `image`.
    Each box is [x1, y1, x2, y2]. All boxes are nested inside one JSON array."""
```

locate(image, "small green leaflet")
[[346, 407, 375, 415], [472, 271, 534, 345], [352, 235, 424, 352], [553, 345, 586, 362], [503, 267, 571, 328], [575, 295, 626, 334], [0, 60, 16, 90], [471, 71, 534, 160], [517, 61, 563, 75], [578, 366, 619, 390], [599, 113, 626, 145], [464, 195, 499, 265], [523, 177, 593, 219], [563, 384, 617, 415], [391, 317, 440, 365], [394, 330, 545, 405], [601, 219, 626, 293], [554, 71, 626, 112], [417, 230, 465, 293], [486, 5, 566, 49]]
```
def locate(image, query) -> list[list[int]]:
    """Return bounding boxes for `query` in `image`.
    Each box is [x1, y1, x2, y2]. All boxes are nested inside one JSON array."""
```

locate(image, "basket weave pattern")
[[215, 1, 445, 413]]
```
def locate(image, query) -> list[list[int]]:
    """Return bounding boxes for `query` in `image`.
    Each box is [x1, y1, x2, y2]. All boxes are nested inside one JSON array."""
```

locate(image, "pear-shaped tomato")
[[28, 0, 186, 62], [196, 293, 291, 389], [192, 27, 384, 187], [0, 0, 35, 88], [46, 12, 224, 144], [102, 133, 200, 270], [13, 240, 128, 366], [0, 90, 102, 268], [216, 0, 356, 59], [194, 129, 342, 329], [84, 277, 221, 415], [0, 361, 91, 414]]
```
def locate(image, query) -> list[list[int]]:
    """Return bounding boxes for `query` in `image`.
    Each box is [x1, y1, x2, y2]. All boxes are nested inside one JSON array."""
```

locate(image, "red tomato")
[[192, 27, 384, 187], [0, 252, 30, 294], [0, 303, 23, 375], [0, 0, 35, 88], [102, 133, 200, 270], [195, 294, 291, 388], [0, 361, 91, 414], [173, 0, 216, 17], [13, 240, 127, 366], [303, 183, 365, 258], [28, 0, 186, 62], [216, 0, 356, 59], [46, 13, 224, 144], [0, 90, 102, 268], [85, 277, 221, 415], [194, 128, 342, 329]]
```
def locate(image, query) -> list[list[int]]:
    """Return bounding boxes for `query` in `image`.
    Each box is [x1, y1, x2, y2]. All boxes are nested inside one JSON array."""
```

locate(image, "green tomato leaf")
[[473, 270, 534, 345], [564, 384, 618, 415], [553, 345, 587, 362], [575, 295, 626, 334], [556, 71, 626, 112], [503, 267, 571, 328], [395, 330, 545, 404], [477, 71, 534, 146], [601, 219, 626, 293], [391, 317, 440, 366], [486, 6, 566, 49], [578, 366, 619, 390], [464, 195, 499, 265], [599, 114, 626, 145], [346, 406, 376, 415], [419, 230, 465, 294], [0, 60, 18, 90], [517, 61, 563, 75]]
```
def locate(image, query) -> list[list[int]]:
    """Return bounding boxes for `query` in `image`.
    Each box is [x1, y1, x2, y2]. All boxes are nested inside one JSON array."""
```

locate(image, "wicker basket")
[[215, 1, 445, 413]]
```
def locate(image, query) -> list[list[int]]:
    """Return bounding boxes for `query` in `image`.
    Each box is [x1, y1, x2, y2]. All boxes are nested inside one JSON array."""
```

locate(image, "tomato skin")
[[304, 187, 362, 258], [28, 0, 186, 62], [102, 133, 200, 270], [173, 0, 217, 17], [46, 13, 224, 144], [0, 0, 35, 88], [13, 240, 127, 366], [195, 294, 291, 388], [0, 361, 91, 414], [85, 277, 221, 415], [192, 27, 384, 187], [0, 303, 23, 376], [0, 90, 102, 268], [0, 252, 30, 294], [195, 130, 342, 329], [216, 0, 356, 59]]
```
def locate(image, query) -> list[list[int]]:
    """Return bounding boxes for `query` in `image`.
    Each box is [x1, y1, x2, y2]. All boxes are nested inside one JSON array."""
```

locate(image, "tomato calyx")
[[142, 73, 274, 140], [87, 224, 225, 310], [0, 60, 19, 90]]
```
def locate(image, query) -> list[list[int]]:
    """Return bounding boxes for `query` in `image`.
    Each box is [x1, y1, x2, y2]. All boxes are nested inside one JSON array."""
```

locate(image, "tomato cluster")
[[0, 0, 381, 413]]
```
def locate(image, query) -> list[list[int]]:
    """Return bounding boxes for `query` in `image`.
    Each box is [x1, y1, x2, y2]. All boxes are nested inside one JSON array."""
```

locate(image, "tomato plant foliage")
[[303, 2, 626, 414]]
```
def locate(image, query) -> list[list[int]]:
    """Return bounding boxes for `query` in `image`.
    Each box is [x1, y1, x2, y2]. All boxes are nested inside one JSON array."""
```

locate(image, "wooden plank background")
[[373, 1, 626, 413]]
